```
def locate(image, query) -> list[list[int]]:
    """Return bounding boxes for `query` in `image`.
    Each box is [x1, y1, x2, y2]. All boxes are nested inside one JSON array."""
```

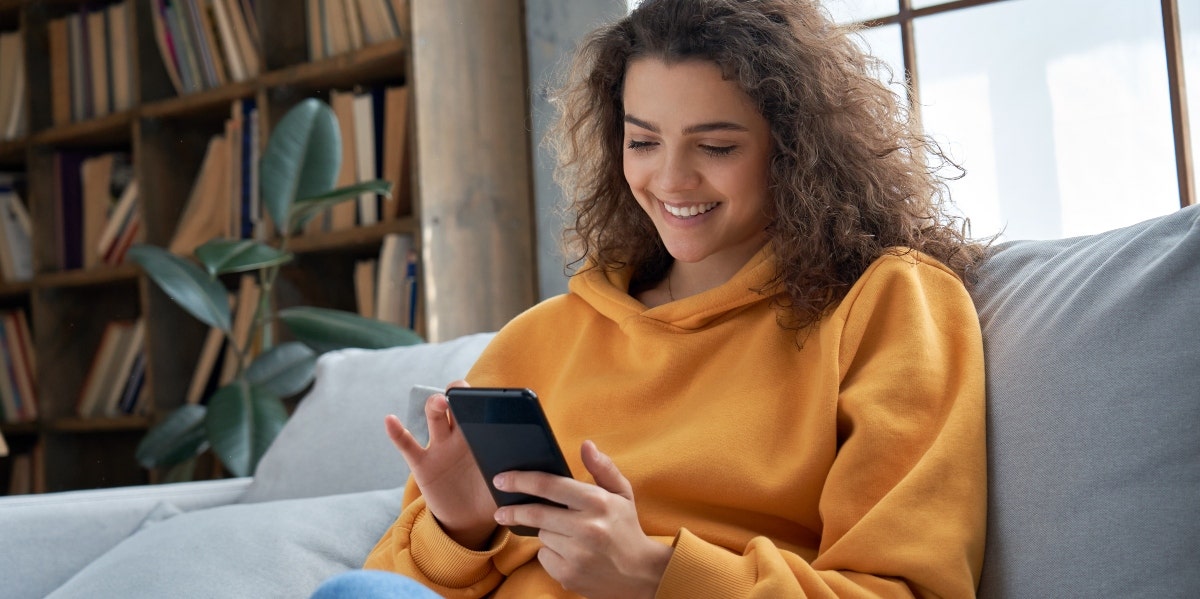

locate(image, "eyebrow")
[[623, 114, 750, 135]]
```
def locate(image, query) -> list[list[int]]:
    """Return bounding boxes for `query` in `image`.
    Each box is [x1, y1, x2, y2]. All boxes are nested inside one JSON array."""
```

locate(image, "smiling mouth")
[[662, 201, 719, 219]]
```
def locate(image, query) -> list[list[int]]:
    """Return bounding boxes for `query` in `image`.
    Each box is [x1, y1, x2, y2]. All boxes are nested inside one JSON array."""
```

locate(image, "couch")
[[2, 205, 1197, 598]]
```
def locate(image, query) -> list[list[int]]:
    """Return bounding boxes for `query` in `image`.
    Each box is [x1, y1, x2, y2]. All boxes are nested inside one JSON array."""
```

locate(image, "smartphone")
[[446, 387, 572, 536]]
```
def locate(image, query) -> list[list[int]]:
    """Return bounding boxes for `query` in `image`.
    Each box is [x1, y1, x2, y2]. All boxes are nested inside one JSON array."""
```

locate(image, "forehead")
[[622, 58, 763, 126]]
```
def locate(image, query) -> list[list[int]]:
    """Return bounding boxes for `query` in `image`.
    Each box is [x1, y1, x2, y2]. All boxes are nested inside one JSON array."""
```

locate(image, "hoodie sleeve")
[[654, 254, 988, 598]]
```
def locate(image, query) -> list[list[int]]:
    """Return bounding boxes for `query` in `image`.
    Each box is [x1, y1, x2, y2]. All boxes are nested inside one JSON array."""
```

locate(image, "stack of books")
[[0, 309, 37, 424], [46, 1, 136, 125], [48, 151, 138, 271], [306, 0, 407, 61], [150, 0, 263, 96], [75, 318, 147, 419]]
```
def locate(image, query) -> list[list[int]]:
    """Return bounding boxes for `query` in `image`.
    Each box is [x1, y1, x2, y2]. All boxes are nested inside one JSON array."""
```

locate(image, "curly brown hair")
[[548, 0, 985, 331]]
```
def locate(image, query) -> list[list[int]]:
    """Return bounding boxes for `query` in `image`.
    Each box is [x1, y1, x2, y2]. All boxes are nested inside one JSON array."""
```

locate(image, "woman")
[[318, 0, 986, 597]]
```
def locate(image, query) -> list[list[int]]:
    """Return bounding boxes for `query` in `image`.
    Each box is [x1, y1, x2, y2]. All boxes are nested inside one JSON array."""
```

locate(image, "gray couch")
[[2, 205, 1197, 598]]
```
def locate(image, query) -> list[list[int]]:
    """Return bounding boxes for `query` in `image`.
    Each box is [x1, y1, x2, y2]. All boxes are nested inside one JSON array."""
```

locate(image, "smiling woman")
[[327, 1, 989, 598]]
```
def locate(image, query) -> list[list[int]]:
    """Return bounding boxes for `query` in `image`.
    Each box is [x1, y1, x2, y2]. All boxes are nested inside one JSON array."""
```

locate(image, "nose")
[[653, 148, 701, 194]]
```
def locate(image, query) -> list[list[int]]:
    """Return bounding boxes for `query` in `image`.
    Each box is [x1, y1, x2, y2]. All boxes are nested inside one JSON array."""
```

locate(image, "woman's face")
[[622, 58, 773, 274]]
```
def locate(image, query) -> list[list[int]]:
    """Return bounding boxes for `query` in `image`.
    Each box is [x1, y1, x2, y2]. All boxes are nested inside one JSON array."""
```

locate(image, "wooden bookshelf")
[[0, 0, 536, 494]]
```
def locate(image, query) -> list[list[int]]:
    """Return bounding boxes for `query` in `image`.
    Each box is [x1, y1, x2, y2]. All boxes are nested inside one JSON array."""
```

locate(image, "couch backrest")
[[970, 205, 1200, 597]]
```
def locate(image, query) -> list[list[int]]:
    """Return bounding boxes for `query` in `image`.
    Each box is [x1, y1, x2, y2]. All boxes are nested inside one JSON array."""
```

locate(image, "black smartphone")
[[446, 387, 573, 536]]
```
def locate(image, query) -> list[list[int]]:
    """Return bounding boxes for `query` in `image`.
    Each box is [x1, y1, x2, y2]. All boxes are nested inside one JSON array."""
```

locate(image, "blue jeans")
[[311, 570, 443, 599]]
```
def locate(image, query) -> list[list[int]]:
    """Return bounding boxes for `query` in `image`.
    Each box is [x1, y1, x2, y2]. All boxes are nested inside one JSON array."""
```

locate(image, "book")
[[76, 320, 134, 418], [306, 0, 324, 61], [87, 8, 111, 117], [324, 0, 350, 56], [223, 0, 260, 77], [48, 17, 72, 125], [56, 151, 90, 270], [209, 0, 247, 81], [2, 29, 28, 140], [191, 0, 230, 87], [329, 89, 359, 230], [108, 1, 134, 112], [115, 351, 147, 415], [354, 259, 377, 318], [100, 319, 145, 417], [0, 30, 19, 139], [352, 90, 378, 225], [381, 85, 410, 219], [169, 135, 230, 256], [218, 274, 261, 385], [96, 178, 139, 260], [341, 0, 365, 50], [151, 0, 185, 95], [2, 311, 37, 422], [0, 189, 33, 282], [186, 325, 225, 405], [80, 154, 117, 269], [0, 321, 20, 423], [375, 233, 412, 326]]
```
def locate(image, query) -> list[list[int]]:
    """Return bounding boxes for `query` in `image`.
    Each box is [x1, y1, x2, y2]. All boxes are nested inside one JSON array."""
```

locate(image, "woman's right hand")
[[385, 380, 499, 550]]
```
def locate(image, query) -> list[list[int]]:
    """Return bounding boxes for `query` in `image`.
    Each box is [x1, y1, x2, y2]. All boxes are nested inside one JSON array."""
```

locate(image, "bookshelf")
[[0, 0, 536, 494]]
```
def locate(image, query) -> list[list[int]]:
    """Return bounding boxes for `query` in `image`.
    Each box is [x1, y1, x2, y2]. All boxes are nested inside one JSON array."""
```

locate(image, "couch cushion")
[[971, 204, 1200, 597], [0, 478, 251, 599], [238, 332, 496, 503], [45, 487, 404, 599]]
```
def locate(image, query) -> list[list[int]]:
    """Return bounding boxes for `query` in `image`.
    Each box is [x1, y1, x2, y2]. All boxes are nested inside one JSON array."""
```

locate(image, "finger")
[[424, 393, 455, 442], [496, 502, 573, 537], [494, 470, 585, 508], [384, 414, 425, 461], [582, 440, 634, 500], [446, 379, 470, 390]]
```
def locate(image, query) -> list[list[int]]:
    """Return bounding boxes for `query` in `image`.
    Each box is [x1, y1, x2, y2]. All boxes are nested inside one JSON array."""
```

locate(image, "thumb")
[[582, 440, 633, 500]]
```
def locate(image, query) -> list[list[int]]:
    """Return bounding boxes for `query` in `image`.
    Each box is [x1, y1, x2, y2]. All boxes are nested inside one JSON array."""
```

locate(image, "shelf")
[[0, 279, 32, 297], [140, 80, 260, 120], [34, 263, 140, 290], [30, 110, 135, 148], [262, 38, 407, 91], [289, 219, 417, 254], [0, 421, 38, 435], [0, 137, 26, 164], [46, 416, 152, 433]]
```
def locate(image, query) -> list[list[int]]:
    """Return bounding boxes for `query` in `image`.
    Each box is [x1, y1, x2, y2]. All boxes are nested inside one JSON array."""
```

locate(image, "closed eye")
[[701, 145, 737, 157], [627, 140, 657, 152]]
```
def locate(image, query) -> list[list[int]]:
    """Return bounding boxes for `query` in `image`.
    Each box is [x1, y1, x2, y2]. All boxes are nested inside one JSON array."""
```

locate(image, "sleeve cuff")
[[408, 500, 512, 588], [656, 528, 757, 598]]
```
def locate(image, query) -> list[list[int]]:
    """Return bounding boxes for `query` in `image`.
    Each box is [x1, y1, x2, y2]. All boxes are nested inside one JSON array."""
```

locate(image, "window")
[[837, 0, 1195, 241]]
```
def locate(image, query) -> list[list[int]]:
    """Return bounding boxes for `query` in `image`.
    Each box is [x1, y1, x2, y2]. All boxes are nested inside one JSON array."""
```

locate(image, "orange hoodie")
[[365, 247, 986, 598]]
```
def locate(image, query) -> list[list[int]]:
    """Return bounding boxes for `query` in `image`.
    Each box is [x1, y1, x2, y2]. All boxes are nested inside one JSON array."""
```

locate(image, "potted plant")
[[131, 98, 421, 479]]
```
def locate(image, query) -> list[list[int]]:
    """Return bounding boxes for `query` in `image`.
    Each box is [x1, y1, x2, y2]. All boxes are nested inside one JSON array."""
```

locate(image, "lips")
[[662, 201, 719, 219]]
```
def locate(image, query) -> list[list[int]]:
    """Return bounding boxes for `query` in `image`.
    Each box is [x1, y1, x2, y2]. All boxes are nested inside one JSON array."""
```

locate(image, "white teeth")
[[663, 202, 718, 218]]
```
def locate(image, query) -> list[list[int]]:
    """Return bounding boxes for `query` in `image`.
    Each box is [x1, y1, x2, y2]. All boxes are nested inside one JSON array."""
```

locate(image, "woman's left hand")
[[493, 440, 674, 599]]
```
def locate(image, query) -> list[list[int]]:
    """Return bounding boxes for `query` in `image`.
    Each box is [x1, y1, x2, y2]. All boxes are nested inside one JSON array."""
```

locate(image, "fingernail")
[[494, 508, 509, 525], [493, 473, 506, 489]]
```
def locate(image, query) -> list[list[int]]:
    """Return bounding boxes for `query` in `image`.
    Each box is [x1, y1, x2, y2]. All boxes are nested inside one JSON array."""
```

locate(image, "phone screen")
[[447, 387, 573, 536]]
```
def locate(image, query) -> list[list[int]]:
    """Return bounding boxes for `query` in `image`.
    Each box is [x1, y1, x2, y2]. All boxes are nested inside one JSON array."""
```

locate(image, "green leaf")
[[205, 382, 289, 477], [261, 98, 341, 235], [245, 342, 317, 397], [135, 405, 211, 469], [287, 179, 394, 234], [278, 306, 424, 354], [129, 245, 232, 332], [195, 238, 294, 276]]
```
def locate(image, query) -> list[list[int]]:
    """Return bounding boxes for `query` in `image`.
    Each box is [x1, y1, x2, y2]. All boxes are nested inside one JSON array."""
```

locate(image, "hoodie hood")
[[568, 245, 780, 332]]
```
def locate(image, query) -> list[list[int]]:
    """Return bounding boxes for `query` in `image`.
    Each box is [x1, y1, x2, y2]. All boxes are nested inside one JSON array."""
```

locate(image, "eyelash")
[[625, 140, 738, 157]]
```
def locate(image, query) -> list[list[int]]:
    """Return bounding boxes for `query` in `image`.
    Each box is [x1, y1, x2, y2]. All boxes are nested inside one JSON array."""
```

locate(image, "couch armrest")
[[0, 477, 252, 599]]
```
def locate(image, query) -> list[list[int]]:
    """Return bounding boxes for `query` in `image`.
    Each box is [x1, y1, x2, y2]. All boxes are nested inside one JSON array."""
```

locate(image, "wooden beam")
[[410, 0, 537, 342]]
